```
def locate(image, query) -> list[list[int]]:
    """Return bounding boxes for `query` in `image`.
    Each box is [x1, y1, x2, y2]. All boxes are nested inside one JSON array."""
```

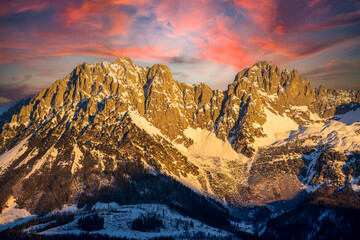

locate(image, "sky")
[[0, 0, 360, 104]]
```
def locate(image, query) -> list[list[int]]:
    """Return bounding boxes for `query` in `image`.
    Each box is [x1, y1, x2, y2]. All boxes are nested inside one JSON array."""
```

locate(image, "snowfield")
[[0, 136, 30, 174], [1, 203, 236, 239], [0, 196, 32, 225], [279, 108, 360, 153], [255, 108, 299, 147]]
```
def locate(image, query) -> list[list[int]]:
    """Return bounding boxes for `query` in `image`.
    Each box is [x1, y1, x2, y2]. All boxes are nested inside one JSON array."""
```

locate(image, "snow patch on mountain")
[[318, 120, 360, 152], [350, 176, 360, 192], [0, 136, 29, 174], [280, 110, 360, 153], [184, 127, 242, 161], [71, 144, 83, 175], [57, 204, 79, 213], [0, 196, 32, 225], [255, 107, 359, 154], [333, 108, 360, 125], [128, 111, 165, 138], [24, 145, 58, 179], [15, 148, 39, 169], [255, 108, 299, 147], [171, 127, 249, 195]]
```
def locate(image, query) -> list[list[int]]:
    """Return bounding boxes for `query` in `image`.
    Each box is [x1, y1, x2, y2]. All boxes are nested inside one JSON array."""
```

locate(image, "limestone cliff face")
[[312, 85, 360, 117], [2, 58, 358, 157], [212, 61, 352, 157], [0, 57, 359, 212]]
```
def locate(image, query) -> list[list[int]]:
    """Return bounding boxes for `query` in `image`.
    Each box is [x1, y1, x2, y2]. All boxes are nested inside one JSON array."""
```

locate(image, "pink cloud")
[[233, 0, 278, 33], [325, 59, 337, 67], [61, 0, 139, 36], [193, 16, 255, 68], [0, 0, 359, 77], [0, 0, 50, 16], [154, 0, 217, 34]]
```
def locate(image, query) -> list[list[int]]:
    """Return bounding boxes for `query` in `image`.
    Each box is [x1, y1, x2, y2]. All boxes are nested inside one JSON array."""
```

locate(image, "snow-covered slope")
[[0, 196, 32, 225], [277, 108, 360, 153], [1, 202, 237, 239], [0, 136, 29, 174], [255, 108, 300, 147], [43, 203, 232, 239], [184, 127, 242, 161]]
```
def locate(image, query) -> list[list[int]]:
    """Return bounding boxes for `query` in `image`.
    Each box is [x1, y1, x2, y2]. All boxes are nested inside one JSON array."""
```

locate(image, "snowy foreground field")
[[0, 203, 244, 239]]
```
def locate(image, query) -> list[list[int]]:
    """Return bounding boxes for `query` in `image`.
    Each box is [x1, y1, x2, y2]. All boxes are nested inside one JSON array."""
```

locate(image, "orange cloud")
[[0, 0, 359, 75], [61, 0, 140, 36]]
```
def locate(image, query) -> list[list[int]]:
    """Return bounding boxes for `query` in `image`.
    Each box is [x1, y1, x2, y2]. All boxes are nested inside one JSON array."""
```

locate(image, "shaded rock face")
[[0, 57, 359, 213]]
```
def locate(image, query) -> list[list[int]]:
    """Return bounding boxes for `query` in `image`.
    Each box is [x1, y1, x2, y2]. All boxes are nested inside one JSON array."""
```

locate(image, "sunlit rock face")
[[0, 57, 359, 215]]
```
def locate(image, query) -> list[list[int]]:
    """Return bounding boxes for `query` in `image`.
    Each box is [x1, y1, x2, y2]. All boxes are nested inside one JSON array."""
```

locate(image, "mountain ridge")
[[2, 57, 358, 155], [0, 57, 359, 218]]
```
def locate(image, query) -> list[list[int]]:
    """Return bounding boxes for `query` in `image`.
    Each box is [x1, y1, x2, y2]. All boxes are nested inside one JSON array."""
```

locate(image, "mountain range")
[[0, 57, 359, 239]]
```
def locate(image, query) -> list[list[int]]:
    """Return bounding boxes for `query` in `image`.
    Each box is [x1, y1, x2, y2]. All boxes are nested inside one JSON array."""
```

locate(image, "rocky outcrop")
[[0, 57, 359, 213], [2, 58, 358, 157]]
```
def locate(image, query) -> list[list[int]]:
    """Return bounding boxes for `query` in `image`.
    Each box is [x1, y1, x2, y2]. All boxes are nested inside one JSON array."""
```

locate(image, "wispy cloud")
[[0, 0, 359, 99]]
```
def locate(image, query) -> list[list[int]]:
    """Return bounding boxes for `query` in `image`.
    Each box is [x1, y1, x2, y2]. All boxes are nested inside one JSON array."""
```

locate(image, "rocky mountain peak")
[[253, 60, 276, 69], [146, 64, 173, 86], [113, 56, 135, 66], [0, 57, 359, 222], [233, 61, 311, 96]]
